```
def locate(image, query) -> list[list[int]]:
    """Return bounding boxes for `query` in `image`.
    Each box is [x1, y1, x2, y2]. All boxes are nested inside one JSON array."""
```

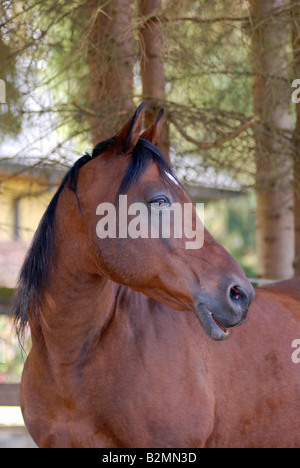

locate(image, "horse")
[[13, 103, 300, 448]]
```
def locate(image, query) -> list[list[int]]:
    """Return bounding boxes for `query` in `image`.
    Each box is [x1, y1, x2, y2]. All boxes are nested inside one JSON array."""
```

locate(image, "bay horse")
[[14, 104, 300, 448]]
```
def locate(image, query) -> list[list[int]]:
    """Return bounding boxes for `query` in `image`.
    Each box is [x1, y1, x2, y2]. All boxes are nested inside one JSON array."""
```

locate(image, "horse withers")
[[13, 104, 300, 447]]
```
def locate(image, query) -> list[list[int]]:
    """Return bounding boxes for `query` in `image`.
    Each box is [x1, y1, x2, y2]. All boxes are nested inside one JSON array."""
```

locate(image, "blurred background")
[[0, 0, 299, 447]]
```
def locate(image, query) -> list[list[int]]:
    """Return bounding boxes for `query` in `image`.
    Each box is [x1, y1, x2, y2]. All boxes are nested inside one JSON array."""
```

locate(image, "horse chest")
[[76, 342, 215, 447], [22, 337, 215, 448]]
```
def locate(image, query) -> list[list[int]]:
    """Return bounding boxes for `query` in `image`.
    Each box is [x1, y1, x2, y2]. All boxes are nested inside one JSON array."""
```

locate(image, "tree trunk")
[[138, 0, 169, 157], [87, 0, 135, 146], [292, 0, 300, 276], [250, 0, 294, 279]]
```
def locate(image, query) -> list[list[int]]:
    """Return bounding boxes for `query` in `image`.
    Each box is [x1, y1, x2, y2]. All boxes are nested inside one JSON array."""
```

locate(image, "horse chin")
[[195, 304, 231, 342]]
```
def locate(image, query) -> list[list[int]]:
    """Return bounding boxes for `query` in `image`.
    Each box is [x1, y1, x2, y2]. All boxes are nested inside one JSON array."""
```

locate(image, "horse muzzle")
[[194, 281, 255, 341]]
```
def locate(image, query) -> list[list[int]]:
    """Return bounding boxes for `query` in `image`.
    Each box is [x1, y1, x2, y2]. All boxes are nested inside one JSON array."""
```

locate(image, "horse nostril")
[[223, 281, 254, 322], [228, 285, 248, 310], [230, 286, 242, 302]]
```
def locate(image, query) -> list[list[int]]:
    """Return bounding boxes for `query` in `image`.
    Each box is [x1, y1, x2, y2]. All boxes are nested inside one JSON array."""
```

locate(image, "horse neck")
[[33, 231, 120, 366]]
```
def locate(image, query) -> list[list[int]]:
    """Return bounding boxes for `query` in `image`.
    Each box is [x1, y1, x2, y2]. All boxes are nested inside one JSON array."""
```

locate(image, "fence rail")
[[248, 278, 281, 285]]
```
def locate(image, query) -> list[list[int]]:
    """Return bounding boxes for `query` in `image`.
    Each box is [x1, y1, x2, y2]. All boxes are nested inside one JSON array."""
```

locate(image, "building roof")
[[173, 155, 242, 202], [0, 159, 66, 187]]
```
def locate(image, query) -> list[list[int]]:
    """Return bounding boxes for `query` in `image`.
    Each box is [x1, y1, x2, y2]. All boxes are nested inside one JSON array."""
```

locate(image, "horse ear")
[[115, 103, 146, 154], [140, 109, 164, 146]]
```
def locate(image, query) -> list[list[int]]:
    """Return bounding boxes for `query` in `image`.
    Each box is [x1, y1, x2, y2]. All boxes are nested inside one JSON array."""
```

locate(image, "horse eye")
[[150, 197, 171, 208]]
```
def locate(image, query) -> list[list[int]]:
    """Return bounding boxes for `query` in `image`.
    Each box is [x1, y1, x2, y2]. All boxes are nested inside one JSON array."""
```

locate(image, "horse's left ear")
[[115, 103, 146, 154], [140, 109, 164, 146]]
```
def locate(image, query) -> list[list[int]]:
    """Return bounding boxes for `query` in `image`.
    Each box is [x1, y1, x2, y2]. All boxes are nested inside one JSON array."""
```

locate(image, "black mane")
[[13, 137, 179, 340]]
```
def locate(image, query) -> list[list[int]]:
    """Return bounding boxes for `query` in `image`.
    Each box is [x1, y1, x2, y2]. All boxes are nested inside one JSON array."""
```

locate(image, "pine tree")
[[250, 0, 294, 279], [87, 0, 135, 145], [138, 0, 169, 156]]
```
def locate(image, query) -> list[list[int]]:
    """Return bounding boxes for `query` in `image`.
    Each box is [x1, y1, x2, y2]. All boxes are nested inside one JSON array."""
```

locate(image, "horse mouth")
[[195, 304, 230, 341], [211, 314, 229, 334]]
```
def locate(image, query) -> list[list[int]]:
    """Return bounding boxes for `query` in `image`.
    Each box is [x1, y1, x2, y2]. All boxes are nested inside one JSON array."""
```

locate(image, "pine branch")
[[166, 2, 300, 27], [167, 15, 250, 25], [170, 116, 257, 150]]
